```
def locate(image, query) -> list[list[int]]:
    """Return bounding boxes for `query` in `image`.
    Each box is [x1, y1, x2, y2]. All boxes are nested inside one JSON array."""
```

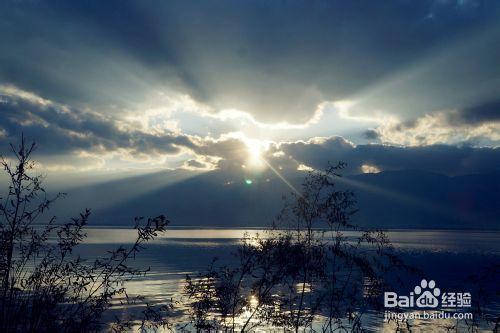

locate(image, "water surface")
[[77, 228, 500, 332]]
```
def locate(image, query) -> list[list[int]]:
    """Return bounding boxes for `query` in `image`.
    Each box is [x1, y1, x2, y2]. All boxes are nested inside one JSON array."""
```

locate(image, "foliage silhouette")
[[0, 135, 172, 333], [185, 163, 411, 332]]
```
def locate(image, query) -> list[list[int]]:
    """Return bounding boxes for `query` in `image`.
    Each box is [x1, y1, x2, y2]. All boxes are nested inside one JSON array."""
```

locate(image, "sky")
[[0, 0, 499, 188]]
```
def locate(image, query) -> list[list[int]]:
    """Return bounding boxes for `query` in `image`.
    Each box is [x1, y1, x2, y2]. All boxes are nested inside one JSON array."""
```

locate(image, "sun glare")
[[245, 139, 267, 170]]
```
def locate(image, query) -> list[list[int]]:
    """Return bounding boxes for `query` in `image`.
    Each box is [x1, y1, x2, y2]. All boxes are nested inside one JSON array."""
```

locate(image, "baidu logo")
[[384, 279, 471, 309], [414, 279, 440, 307]]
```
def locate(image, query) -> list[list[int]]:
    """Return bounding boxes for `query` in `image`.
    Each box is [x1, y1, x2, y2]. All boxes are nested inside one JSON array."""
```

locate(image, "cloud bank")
[[1, 0, 499, 126], [1, 86, 497, 177], [0, 1, 499, 180]]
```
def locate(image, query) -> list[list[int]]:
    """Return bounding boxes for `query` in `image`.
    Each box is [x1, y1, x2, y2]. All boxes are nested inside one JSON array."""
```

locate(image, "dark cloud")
[[363, 129, 380, 140], [1, 1, 499, 123], [364, 99, 500, 146], [273, 137, 500, 176], [185, 159, 207, 169], [388, 99, 500, 131], [0, 88, 196, 156], [447, 99, 500, 125]]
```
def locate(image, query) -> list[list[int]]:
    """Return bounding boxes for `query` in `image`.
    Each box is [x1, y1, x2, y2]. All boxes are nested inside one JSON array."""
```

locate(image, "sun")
[[245, 139, 267, 170]]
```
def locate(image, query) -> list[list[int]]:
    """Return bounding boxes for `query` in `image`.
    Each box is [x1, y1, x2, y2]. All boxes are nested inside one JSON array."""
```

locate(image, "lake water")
[[76, 228, 500, 332]]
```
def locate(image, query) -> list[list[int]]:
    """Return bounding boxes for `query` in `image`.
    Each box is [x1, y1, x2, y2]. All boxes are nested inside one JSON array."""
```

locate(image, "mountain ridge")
[[49, 169, 499, 230]]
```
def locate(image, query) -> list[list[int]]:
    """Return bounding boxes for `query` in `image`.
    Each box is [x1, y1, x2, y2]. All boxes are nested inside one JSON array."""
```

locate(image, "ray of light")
[[345, 24, 500, 123], [333, 175, 475, 223], [261, 158, 302, 198], [57, 168, 207, 212]]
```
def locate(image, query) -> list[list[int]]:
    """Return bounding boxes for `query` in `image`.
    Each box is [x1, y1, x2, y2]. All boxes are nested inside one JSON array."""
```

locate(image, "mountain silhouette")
[[51, 169, 499, 229]]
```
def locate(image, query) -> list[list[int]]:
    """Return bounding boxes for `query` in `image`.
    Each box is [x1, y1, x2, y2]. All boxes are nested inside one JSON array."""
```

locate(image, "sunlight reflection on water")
[[78, 228, 499, 332], [82, 228, 500, 253]]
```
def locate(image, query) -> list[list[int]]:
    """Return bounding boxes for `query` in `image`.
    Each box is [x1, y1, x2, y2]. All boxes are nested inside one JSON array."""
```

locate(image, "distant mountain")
[[349, 170, 499, 229], [52, 169, 500, 230]]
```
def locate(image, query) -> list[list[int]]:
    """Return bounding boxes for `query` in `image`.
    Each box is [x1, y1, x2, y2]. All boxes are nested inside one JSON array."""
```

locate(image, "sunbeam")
[[333, 175, 475, 223], [55, 169, 207, 213], [261, 158, 302, 198]]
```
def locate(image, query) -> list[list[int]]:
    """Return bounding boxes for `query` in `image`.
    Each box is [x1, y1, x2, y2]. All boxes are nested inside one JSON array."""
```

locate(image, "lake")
[[76, 228, 500, 332]]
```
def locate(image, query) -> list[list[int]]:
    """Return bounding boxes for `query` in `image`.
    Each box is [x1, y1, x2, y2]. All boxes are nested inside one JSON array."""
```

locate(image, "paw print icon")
[[415, 279, 440, 308]]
